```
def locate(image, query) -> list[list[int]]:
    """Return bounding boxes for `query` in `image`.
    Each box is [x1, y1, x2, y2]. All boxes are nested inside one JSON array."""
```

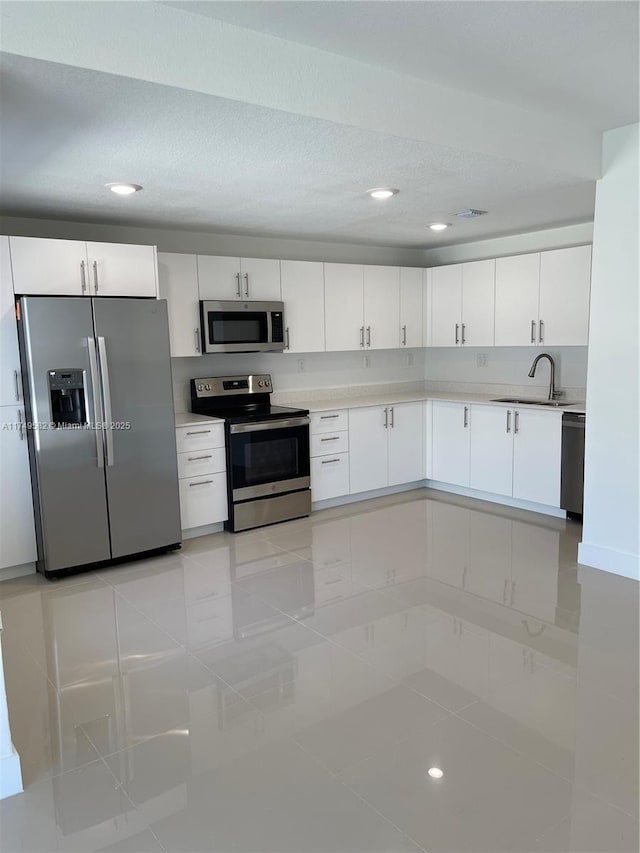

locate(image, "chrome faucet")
[[528, 353, 560, 400]]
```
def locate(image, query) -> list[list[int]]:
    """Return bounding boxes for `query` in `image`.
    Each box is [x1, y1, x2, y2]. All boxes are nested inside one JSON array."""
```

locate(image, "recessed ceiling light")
[[429, 222, 449, 232], [427, 767, 444, 779], [367, 188, 399, 200], [105, 183, 143, 196]]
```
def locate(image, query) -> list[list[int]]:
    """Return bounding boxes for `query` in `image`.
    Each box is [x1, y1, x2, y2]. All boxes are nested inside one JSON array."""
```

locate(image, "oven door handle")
[[230, 416, 310, 434]]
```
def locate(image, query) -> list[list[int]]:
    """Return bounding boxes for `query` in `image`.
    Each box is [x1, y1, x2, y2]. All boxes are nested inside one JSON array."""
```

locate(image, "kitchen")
[[0, 2, 637, 851]]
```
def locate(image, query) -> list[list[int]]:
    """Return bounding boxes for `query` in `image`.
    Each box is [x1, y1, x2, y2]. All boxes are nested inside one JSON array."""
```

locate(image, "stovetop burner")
[[190, 374, 308, 422]]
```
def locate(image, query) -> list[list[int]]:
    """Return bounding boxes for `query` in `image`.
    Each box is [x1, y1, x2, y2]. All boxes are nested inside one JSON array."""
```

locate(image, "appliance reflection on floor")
[[0, 489, 637, 853]]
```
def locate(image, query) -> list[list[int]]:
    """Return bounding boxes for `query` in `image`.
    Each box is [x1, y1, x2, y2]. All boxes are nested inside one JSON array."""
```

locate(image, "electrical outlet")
[[363, 355, 371, 368], [477, 353, 488, 368], [297, 359, 305, 372]]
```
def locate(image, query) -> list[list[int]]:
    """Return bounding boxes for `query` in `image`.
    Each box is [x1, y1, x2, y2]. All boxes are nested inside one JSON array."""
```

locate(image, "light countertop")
[[175, 412, 224, 428]]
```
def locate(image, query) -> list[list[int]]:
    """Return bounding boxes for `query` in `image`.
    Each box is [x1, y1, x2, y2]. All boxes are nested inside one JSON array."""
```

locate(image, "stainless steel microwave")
[[200, 300, 286, 353]]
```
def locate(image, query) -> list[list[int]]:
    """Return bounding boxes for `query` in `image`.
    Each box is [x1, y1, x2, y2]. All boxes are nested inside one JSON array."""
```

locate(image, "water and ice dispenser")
[[48, 370, 87, 428]]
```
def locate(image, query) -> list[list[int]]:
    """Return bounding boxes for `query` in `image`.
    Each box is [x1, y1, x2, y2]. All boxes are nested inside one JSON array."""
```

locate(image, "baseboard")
[[182, 522, 225, 540], [577, 542, 640, 580], [0, 746, 23, 799], [0, 562, 36, 583], [424, 481, 566, 519], [312, 482, 425, 511]]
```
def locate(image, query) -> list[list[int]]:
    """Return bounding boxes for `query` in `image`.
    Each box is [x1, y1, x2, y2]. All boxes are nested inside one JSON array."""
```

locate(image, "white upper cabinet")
[[512, 408, 562, 507], [9, 237, 157, 297], [538, 245, 591, 346], [9, 236, 89, 296], [431, 400, 471, 486], [494, 252, 541, 346], [324, 263, 364, 352], [399, 268, 423, 348], [1, 237, 22, 407], [349, 406, 389, 493], [423, 268, 432, 347], [158, 252, 201, 357], [461, 259, 495, 346], [197, 255, 281, 301], [280, 260, 325, 353], [363, 265, 400, 350], [431, 264, 462, 347], [469, 404, 513, 497], [387, 401, 425, 485], [86, 242, 157, 297]]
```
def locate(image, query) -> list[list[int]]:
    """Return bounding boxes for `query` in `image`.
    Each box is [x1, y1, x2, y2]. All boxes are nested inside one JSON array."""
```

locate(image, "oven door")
[[201, 301, 284, 353], [228, 417, 310, 500]]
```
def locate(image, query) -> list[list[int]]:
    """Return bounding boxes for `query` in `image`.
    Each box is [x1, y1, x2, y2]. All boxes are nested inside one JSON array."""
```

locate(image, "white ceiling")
[[0, 1, 636, 248], [165, 0, 640, 130]]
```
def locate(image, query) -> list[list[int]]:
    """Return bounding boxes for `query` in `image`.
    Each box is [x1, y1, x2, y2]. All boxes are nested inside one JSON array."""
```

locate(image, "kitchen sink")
[[490, 397, 577, 407]]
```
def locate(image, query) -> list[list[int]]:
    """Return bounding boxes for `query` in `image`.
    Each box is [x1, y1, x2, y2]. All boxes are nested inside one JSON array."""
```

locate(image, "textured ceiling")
[[0, 53, 595, 248], [164, 0, 639, 130]]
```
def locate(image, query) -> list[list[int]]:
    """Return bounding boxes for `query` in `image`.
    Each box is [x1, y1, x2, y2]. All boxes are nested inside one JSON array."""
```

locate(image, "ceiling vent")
[[452, 209, 488, 219]]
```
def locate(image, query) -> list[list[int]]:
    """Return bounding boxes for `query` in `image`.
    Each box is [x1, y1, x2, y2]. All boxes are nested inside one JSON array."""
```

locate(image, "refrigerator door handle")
[[87, 337, 105, 468], [97, 336, 115, 466]]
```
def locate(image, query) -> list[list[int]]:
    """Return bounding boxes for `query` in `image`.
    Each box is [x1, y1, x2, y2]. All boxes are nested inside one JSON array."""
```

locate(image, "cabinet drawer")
[[311, 453, 350, 502], [178, 447, 226, 479], [179, 472, 228, 530], [176, 422, 225, 453], [186, 595, 233, 649], [310, 431, 349, 457], [311, 409, 348, 434]]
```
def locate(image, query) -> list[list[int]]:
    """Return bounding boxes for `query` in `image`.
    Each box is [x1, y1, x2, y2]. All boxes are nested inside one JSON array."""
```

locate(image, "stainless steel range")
[[190, 374, 310, 532]]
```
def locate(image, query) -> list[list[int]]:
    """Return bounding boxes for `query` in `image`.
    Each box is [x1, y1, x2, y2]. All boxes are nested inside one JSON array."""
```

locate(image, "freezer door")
[[92, 298, 181, 557], [19, 297, 111, 573]]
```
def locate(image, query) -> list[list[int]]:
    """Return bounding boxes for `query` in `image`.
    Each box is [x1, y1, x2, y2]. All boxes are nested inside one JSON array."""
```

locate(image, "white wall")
[[171, 349, 425, 412], [0, 215, 425, 267], [578, 123, 639, 580]]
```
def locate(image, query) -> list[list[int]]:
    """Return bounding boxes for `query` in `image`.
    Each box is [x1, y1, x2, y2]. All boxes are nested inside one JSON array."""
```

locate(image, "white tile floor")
[[0, 489, 637, 852]]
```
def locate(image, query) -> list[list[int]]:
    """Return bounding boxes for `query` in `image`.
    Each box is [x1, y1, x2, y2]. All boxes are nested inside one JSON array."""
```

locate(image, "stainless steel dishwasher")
[[561, 412, 586, 518]]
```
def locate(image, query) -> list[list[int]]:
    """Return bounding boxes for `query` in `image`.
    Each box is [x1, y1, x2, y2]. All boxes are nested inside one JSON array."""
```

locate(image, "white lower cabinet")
[[431, 401, 470, 487], [311, 454, 350, 502], [176, 422, 228, 530], [309, 409, 350, 502], [469, 404, 513, 497], [179, 474, 227, 530], [512, 408, 562, 506], [0, 404, 37, 570], [387, 402, 425, 485]]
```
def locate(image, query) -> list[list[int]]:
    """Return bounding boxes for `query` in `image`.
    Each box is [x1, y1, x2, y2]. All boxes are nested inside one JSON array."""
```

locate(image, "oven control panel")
[[192, 374, 272, 398]]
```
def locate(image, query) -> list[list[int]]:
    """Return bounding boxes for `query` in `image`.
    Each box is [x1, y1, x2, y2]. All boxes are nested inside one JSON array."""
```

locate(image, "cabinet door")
[[469, 404, 514, 497], [494, 253, 540, 346], [179, 472, 228, 529], [0, 405, 37, 569], [348, 406, 388, 493], [387, 402, 425, 485], [363, 265, 400, 350], [1, 237, 21, 407], [431, 401, 470, 486], [197, 255, 241, 300], [431, 264, 462, 347], [512, 409, 562, 506], [324, 263, 364, 352], [239, 258, 281, 300], [9, 236, 88, 296], [280, 260, 325, 353], [311, 453, 350, 501], [158, 253, 201, 357], [86, 243, 157, 297], [399, 267, 424, 347], [538, 245, 591, 346], [461, 259, 495, 346]]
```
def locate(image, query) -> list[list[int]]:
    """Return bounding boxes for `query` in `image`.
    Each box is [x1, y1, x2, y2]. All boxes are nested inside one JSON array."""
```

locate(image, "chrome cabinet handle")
[[390, 406, 394, 428], [320, 436, 340, 442], [539, 320, 544, 343], [235, 272, 241, 298], [366, 326, 371, 347], [321, 458, 340, 465], [320, 414, 339, 420], [189, 479, 214, 487], [455, 323, 460, 345], [530, 320, 536, 344], [402, 325, 407, 346], [461, 323, 466, 344], [384, 407, 388, 429], [97, 337, 114, 466], [359, 326, 364, 348], [506, 409, 511, 433], [186, 429, 211, 435], [93, 260, 99, 294], [463, 406, 469, 428], [514, 410, 520, 434], [285, 327, 290, 350], [88, 337, 105, 469], [244, 272, 249, 297], [80, 260, 87, 294], [194, 328, 201, 353], [13, 369, 20, 401], [187, 454, 213, 461], [17, 409, 24, 441]]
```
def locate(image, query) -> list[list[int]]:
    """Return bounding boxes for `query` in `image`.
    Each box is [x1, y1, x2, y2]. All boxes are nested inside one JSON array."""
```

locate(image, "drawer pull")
[[189, 479, 214, 487], [186, 429, 211, 436], [321, 458, 341, 464], [320, 436, 340, 442], [320, 414, 339, 419], [188, 454, 213, 461]]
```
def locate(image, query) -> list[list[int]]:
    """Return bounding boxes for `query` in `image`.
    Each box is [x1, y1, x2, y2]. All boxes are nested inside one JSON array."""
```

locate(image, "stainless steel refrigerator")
[[18, 296, 181, 578]]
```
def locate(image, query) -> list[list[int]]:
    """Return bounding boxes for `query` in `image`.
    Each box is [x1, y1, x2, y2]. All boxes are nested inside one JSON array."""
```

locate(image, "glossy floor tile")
[[0, 489, 637, 852]]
